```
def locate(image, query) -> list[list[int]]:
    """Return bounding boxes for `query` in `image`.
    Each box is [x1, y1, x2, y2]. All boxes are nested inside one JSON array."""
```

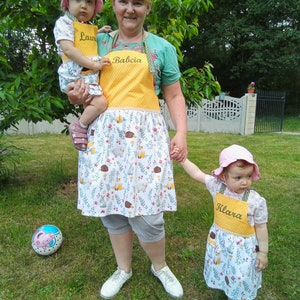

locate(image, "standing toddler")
[[180, 144, 269, 300]]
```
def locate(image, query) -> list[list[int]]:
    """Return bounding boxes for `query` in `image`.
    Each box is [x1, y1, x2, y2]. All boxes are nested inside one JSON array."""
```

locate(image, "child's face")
[[69, 0, 95, 22], [222, 161, 254, 194]]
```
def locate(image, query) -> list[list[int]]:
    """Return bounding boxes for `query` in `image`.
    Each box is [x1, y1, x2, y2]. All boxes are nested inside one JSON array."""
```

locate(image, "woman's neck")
[[117, 29, 144, 43]]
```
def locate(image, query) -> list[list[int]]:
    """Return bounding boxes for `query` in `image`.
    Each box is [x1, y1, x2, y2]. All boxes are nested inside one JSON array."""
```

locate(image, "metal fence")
[[255, 89, 286, 133]]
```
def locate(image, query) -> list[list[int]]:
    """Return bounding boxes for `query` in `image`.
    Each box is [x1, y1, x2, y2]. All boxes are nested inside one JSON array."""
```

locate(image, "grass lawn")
[[1, 128, 299, 299]]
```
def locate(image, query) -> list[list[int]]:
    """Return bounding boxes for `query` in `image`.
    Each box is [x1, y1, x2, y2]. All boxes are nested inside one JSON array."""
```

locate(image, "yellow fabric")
[[100, 50, 159, 111], [214, 193, 255, 236], [62, 22, 98, 61]]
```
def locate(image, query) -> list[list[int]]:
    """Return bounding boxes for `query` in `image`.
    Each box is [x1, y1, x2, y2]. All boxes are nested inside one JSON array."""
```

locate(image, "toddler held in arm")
[[53, 0, 111, 150], [179, 144, 269, 300]]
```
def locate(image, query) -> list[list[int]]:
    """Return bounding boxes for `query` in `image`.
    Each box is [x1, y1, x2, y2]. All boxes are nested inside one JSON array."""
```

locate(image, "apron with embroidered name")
[[77, 46, 176, 218], [204, 184, 262, 300], [58, 21, 101, 94], [62, 22, 98, 62]]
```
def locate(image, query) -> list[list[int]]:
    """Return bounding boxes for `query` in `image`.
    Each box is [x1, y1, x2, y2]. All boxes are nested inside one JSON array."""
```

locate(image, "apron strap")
[[219, 183, 250, 201], [219, 183, 226, 194], [242, 189, 250, 201], [65, 11, 78, 22]]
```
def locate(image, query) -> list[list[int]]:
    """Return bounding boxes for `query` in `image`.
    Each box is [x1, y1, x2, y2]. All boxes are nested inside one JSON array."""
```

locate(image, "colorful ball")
[[32, 224, 63, 256]]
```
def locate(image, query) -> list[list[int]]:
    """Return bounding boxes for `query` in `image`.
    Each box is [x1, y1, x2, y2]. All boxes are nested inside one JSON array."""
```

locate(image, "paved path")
[[275, 132, 300, 136]]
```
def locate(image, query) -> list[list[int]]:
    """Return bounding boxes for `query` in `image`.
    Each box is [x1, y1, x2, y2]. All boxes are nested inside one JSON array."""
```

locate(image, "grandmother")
[[68, 0, 187, 298]]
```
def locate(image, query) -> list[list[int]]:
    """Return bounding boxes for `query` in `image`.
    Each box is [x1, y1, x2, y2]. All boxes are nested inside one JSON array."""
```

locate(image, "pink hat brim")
[[212, 164, 260, 181], [60, 0, 103, 18], [212, 145, 260, 181]]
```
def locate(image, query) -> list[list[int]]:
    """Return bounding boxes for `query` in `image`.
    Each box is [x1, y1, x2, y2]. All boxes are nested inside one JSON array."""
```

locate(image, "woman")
[[68, 0, 187, 298]]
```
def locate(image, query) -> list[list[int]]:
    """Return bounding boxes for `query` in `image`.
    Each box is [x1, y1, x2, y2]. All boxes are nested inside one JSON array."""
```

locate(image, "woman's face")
[[113, 0, 151, 35]]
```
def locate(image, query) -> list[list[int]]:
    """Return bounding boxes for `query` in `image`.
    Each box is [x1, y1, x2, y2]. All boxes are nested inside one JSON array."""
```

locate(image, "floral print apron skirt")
[[77, 49, 177, 217], [204, 186, 262, 300]]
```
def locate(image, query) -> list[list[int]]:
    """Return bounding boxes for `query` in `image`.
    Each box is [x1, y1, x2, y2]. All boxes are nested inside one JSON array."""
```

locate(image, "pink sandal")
[[69, 119, 88, 151]]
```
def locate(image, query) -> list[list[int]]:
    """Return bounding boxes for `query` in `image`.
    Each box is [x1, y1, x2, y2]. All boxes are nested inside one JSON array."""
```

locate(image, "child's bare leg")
[[69, 95, 107, 151], [80, 94, 108, 127]]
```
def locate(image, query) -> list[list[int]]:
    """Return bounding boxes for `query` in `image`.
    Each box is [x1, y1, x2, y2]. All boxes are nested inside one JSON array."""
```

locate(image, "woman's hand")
[[67, 79, 93, 105]]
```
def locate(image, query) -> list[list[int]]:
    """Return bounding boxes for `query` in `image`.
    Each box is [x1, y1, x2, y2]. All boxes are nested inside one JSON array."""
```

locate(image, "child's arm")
[[59, 40, 110, 71], [180, 158, 207, 184], [255, 223, 269, 272], [98, 25, 112, 33]]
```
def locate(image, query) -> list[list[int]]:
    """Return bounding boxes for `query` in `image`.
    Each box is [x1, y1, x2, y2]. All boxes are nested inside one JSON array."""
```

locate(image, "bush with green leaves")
[[0, 0, 220, 133]]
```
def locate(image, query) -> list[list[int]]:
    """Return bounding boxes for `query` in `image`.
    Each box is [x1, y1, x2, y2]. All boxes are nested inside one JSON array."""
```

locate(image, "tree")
[[0, 0, 221, 132], [182, 0, 300, 113], [0, 0, 75, 132]]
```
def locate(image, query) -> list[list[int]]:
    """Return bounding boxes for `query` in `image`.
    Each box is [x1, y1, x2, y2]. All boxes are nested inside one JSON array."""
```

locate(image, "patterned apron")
[[204, 185, 261, 300], [77, 43, 177, 217], [58, 20, 101, 94]]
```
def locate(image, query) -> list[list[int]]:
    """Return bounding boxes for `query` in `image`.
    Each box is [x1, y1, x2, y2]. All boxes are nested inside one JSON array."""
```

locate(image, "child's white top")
[[54, 14, 76, 58]]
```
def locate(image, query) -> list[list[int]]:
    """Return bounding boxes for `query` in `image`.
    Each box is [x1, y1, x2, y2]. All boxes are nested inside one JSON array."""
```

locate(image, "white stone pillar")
[[243, 93, 257, 135]]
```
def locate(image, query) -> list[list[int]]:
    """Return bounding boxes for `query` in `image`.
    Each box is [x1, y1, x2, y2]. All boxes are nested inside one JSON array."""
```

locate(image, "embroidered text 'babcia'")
[[112, 56, 142, 64]]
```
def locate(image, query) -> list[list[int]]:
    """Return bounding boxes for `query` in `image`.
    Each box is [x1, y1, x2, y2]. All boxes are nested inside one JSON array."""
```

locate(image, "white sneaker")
[[100, 268, 132, 299], [151, 264, 184, 298]]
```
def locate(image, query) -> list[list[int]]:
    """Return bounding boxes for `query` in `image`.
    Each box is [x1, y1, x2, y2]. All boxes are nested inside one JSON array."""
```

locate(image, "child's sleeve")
[[205, 175, 221, 202], [254, 193, 268, 224], [53, 16, 74, 44]]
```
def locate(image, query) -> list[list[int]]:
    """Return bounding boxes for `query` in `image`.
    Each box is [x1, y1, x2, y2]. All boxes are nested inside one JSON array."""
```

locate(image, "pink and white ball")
[[32, 224, 63, 256]]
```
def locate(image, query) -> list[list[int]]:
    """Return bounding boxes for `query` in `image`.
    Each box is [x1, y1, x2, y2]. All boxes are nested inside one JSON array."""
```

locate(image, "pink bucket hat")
[[212, 144, 260, 181], [60, 0, 103, 18]]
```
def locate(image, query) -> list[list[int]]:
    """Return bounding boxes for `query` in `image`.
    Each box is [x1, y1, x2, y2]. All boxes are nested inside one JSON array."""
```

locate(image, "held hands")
[[255, 252, 268, 272], [170, 132, 187, 162]]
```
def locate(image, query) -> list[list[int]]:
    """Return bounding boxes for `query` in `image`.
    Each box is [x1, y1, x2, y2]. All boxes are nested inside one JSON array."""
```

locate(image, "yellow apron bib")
[[214, 187, 255, 236], [62, 22, 98, 61], [99, 50, 160, 111]]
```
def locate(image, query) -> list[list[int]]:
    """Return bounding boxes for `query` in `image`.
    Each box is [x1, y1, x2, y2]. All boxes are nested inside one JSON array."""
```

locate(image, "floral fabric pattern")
[[77, 109, 176, 217], [203, 175, 268, 300]]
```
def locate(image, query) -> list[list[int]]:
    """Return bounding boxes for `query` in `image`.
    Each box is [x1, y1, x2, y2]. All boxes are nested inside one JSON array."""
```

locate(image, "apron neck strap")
[[65, 11, 78, 22], [219, 183, 226, 194], [219, 183, 250, 201], [242, 189, 250, 201]]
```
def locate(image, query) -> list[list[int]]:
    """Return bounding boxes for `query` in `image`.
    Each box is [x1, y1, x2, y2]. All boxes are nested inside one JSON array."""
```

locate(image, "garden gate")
[[255, 89, 286, 133]]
